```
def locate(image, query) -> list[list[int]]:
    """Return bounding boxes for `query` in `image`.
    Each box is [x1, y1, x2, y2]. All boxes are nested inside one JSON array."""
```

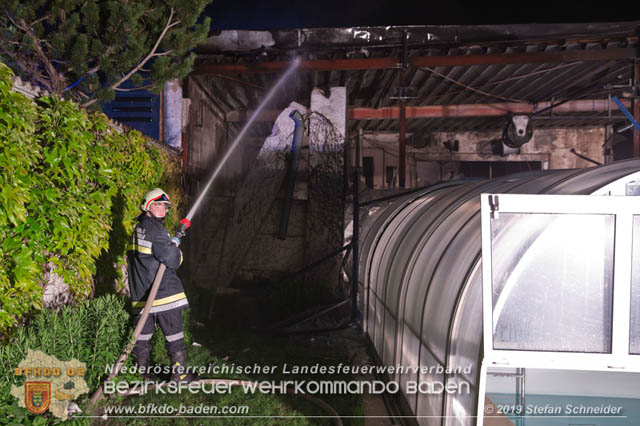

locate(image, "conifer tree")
[[1, 0, 212, 108]]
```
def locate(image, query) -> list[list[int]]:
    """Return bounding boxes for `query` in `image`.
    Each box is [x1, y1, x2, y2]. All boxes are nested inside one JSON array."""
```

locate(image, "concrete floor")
[[322, 326, 397, 426], [361, 393, 396, 426]]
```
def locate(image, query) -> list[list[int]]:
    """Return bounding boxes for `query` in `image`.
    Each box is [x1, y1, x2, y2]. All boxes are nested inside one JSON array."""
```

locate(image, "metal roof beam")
[[350, 99, 630, 120], [225, 99, 630, 122], [194, 48, 636, 74]]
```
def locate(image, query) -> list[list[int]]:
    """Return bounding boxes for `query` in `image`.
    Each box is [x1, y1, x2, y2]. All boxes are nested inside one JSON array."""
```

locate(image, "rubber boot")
[[133, 348, 152, 381], [169, 350, 199, 383]]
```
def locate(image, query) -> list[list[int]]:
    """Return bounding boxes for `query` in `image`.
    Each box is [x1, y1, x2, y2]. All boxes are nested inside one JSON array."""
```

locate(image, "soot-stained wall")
[[359, 127, 606, 189], [183, 84, 347, 292]]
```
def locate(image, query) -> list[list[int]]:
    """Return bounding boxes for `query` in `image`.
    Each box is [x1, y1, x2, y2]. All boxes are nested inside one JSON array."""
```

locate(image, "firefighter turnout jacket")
[[127, 214, 188, 313]]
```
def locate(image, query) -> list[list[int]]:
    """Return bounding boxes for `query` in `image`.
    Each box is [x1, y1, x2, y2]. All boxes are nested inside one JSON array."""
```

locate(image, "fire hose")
[[87, 265, 341, 424], [85, 58, 340, 423], [88, 263, 167, 408], [89, 58, 301, 409], [87, 253, 342, 424]]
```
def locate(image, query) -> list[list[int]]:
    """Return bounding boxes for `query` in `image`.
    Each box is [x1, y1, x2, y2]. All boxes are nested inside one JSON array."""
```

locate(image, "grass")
[[95, 283, 365, 426], [0, 280, 366, 425]]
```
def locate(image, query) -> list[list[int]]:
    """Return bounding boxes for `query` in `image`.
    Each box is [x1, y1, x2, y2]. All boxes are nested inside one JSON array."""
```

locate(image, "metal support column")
[[634, 62, 640, 158], [515, 368, 526, 426], [352, 129, 362, 321], [398, 30, 409, 189], [399, 101, 406, 188]]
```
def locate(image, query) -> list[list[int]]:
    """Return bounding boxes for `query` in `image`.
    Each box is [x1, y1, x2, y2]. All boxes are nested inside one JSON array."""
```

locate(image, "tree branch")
[[114, 84, 154, 92], [152, 49, 173, 57], [0, 42, 53, 91], [82, 8, 177, 108], [13, 18, 65, 94], [110, 10, 176, 89], [167, 20, 181, 30], [30, 14, 51, 26]]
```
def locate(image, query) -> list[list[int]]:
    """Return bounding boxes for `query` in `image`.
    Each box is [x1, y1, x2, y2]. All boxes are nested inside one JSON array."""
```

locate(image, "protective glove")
[[175, 218, 191, 240]]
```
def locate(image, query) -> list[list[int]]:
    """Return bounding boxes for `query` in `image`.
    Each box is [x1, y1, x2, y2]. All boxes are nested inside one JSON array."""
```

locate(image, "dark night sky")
[[205, 1, 638, 30]]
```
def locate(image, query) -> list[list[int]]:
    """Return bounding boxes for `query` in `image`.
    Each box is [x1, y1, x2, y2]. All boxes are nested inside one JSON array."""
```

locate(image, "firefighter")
[[127, 188, 196, 383]]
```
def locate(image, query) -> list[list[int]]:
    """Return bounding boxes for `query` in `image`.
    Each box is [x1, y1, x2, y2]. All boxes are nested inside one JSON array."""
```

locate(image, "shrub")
[[0, 61, 185, 338], [0, 294, 131, 425]]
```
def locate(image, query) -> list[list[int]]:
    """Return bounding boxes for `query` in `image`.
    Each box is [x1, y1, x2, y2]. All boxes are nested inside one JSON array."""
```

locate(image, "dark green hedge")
[[0, 62, 185, 338], [0, 294, 130, 425]]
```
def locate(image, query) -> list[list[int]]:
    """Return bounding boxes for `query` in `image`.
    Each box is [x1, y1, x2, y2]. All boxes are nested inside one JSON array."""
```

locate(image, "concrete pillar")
[[163, 79, 182, 149], [305, 87, 347, 288]]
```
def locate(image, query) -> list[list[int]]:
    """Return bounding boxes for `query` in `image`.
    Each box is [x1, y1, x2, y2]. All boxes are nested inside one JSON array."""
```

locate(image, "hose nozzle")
[[175, 218, 191, 239]]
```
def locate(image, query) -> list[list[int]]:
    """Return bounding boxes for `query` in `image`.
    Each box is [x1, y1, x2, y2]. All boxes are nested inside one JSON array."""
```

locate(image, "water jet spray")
[[185, 57, 301, 222], [89, 57, 301, 410]]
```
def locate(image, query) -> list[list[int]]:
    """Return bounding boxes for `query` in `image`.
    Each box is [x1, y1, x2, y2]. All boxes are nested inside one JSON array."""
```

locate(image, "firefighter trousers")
[[132, 308, 187, 360]]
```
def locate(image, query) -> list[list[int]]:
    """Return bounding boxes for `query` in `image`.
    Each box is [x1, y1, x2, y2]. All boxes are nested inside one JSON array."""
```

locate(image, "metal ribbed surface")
[[357, 159, 640, 425], [195, 23, 639, 135]]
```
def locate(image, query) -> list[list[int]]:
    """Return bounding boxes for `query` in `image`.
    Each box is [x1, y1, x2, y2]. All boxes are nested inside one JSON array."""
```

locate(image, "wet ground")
[[198, 288, 398, 425]]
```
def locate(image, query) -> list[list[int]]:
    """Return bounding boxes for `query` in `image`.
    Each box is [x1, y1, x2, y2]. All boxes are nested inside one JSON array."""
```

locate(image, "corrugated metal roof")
[[193, 22, 640, 135]]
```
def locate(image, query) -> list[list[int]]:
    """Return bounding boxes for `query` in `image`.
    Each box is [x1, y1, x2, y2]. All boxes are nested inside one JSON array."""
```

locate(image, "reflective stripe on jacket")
[[127, 214, 188, 312]]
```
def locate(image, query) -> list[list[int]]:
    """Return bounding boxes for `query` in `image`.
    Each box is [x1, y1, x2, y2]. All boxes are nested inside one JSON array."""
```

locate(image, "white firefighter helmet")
[[140, 188, 171, 212]]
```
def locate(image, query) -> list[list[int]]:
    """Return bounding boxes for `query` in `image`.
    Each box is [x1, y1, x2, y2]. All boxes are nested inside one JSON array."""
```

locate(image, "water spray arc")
[[185, 56, 302, 223], [89, 58, 301, 410]]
